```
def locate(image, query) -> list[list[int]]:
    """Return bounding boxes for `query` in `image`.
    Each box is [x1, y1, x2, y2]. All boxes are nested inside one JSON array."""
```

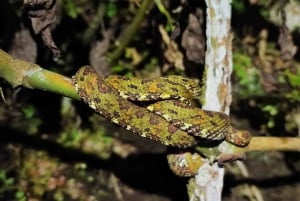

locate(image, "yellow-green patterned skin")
[[105, 75, 201, 103], [167, 151, 203, 177], [147, 100, 229, 140], [73, 66, 251, 177], [147, 101, 251, 146], [73, 66, 197, 148]]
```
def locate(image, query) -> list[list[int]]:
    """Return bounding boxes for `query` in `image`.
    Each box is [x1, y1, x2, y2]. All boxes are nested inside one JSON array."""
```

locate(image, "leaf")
[[106, 2, 117, 18], [23, 0, 60, 59], [286, 69, 300, 87]]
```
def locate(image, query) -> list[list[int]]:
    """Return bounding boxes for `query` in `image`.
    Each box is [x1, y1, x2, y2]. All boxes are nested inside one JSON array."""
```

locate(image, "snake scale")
[[73, 66, 251, 176]]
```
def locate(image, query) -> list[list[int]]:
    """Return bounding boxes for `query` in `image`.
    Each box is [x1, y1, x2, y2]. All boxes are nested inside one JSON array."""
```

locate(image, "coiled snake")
[[73, 66, 251, 177]]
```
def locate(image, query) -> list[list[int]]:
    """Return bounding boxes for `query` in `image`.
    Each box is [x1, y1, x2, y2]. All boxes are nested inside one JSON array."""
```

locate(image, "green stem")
[[108, 0, 153, 63], [0, 49, 80, 100]]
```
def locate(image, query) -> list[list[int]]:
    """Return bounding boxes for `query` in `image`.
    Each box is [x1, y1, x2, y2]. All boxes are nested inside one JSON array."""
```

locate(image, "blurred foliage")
[[232, 0, 246, 14], [231, 0, 300, 136], [60, 0, 83, 19], [106, 2, 118, 18], [262, 104, 278, 128], [0, 169, 15, 195], [58, 97, 113, 159], [0, 0, 300, 200], [154, 0, 175, 31], [233, 52, 264, 98], [284, 68, 300, 102]]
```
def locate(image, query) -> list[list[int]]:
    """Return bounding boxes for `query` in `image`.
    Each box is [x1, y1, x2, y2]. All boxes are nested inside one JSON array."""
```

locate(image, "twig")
[[108, 0, 152, 63]]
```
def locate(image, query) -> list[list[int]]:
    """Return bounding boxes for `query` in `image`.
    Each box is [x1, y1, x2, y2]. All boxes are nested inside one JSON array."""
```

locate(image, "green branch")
[[0, 49, 79, 100]]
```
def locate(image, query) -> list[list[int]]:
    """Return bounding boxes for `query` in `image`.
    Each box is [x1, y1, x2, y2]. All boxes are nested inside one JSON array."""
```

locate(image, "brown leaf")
[[278, 24, 297, 62], [159, 25, 184, 71], [254, 57, 279, 93], [181, 9, 205, 64], [89, 31, 111, 76], [278, 4, 297, 62], [23, 0, 60, 59], [40, 26, 60, 59], [9, 25, 37, 63]]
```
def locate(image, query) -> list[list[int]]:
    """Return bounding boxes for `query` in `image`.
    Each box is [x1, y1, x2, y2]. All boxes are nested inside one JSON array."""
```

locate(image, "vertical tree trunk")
[[188, 1, 232, 200]]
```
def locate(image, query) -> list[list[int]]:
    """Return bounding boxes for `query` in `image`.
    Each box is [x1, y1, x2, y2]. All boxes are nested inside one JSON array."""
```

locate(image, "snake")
[[73, 66, 197, 148], [73, 66, 251, 177]]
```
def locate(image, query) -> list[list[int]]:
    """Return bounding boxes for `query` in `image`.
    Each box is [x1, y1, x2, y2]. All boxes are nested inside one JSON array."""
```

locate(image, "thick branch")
[[0, 49, 79, 100], [247, 137, 300, 152], [188, 1, 233, 201]]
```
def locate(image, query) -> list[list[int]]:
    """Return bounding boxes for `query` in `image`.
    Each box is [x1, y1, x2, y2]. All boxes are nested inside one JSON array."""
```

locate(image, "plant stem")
[[247, 137, 300, 152], [0, 49, 79, 100], [108, 0, 152, 63]]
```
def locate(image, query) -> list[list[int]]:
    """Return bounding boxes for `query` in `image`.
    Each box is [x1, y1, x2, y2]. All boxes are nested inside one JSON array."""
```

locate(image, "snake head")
[[167, 150, 204, 177], [225, 126, 251, 147]]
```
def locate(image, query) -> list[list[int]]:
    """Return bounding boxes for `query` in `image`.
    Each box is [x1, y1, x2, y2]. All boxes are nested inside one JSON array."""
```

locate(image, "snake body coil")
[[73, 66, 197, 148], [73, 66, 251, 177]]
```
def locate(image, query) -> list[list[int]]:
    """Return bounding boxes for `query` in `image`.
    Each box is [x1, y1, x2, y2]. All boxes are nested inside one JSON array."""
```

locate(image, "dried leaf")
[[278, 24, 297, 62], [181, 10, 205, 64], [23, 0, 60, 59], [159, 25, 184, 71], [89, 31, 111, 76], [277, 2, 297, 62], [9, 26, 37, 63], [255, 30, 279, 92]]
